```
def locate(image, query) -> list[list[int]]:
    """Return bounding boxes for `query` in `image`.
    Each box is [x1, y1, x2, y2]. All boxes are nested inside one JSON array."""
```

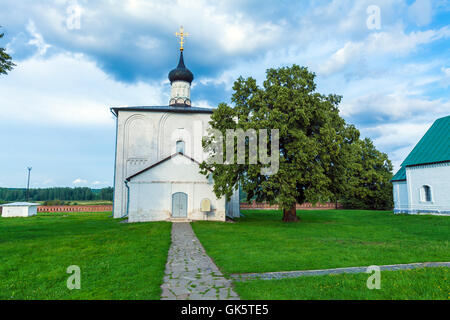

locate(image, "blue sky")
[[0, 0, 449, 188]]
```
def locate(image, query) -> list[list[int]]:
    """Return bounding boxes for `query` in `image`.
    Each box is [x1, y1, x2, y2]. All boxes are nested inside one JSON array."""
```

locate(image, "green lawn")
[[233, 267, 449, 300], [2, 210, 448, 300], [192, 209, 449, 300], [0, 212, 171, 300], [192, 210, 450, 275]]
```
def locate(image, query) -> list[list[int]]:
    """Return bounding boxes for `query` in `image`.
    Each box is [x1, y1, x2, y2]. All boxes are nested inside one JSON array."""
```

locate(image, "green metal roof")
[[391, 166, 406, 182], [402, 115, 450, 167], [391, 115, 450, 182]]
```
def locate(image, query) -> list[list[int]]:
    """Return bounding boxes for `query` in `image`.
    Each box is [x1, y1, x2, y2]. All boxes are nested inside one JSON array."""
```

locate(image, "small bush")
[[42, 200, 67, 206]]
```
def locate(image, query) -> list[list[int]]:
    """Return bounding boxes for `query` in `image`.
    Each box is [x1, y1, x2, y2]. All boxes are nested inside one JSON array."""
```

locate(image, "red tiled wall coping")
[[37, 205, 113, 213], [4, 202, 341, 214]]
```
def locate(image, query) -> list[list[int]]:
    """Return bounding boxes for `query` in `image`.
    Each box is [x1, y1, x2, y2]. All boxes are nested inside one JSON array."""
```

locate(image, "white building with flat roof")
[[1, 202, 39, 218]]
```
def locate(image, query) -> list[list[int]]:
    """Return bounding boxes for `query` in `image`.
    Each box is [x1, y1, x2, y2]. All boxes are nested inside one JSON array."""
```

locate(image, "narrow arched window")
[[422, 185, 432, 202], [176, 140, 185, 154]]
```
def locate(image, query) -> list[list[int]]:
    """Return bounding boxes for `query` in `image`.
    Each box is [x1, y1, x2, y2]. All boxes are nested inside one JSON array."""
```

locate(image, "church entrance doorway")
[[172, 192, 188, 218]]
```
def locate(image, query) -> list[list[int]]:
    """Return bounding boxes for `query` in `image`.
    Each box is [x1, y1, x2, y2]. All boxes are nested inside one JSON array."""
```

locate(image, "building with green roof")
[[392, 115, 450, 215]]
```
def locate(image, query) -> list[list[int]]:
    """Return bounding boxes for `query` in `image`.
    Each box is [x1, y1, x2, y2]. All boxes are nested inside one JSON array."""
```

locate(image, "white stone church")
[[392, 115, 450, 215], [110, 44, 239, 223]]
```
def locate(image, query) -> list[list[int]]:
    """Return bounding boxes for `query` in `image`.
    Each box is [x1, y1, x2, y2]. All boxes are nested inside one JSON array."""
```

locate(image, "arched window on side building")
[[421, 185, 432, 202]]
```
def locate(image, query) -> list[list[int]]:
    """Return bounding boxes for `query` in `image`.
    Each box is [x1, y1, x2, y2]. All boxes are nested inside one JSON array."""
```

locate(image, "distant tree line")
[[0, 187, 113, 202]]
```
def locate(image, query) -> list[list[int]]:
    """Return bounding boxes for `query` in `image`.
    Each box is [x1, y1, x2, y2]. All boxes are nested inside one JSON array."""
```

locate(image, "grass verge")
[[233, 267, 449, 300], [0, 212, 171, 299], [192, 210, 450, 275]]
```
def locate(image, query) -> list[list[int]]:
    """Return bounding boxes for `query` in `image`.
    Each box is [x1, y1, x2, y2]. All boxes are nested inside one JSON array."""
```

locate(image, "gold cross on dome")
[[175, 26, 190, 51]]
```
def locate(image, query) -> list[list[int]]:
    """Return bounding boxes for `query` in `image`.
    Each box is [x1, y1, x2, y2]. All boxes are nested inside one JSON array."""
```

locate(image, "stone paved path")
[[161, 223, 239, 300], [231, 262, 450, 281]]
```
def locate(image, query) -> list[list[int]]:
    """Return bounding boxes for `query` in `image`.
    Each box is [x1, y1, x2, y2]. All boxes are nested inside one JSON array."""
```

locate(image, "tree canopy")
[[0, 28, 15, 75], [340, 138, 393, 210], [200, 65, 360, 222]]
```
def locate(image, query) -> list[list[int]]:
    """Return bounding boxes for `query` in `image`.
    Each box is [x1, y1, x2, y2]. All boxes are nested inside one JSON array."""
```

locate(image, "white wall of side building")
[[394, 162, 450, 215], [393, 181, 408, 213]]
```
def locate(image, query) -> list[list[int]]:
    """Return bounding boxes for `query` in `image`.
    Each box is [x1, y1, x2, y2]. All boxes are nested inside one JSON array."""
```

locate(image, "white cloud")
[[442, 67, 450, 87], [319, 41, 365, 76], [367, 27, 450, 55], [0, 53, 168, 126], [136, 35, 160, 50], [219, 21, 282, 54], [91, 180, 109, 186], [1, 0, 448, 187], [198, 69, 240, 90], [43, 179, 54, 185], [342, 93, 450, 122], [341, 90, 450, 172], [408, 0, 433, 26], [121, 0, 283, 55], [26, 20, 51, 55], [73, 178, 88, 184], [363, 121, 432, 172], [195, 100, 214, 109], [318, 26, 450, 76], [443, 67, 450, 76]]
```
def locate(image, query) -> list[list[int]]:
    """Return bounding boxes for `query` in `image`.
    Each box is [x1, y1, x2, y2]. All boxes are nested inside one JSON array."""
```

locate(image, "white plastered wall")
[[406, 162, 450, 214], [113, 110, 212, 218], [127, 154, 226, 222]]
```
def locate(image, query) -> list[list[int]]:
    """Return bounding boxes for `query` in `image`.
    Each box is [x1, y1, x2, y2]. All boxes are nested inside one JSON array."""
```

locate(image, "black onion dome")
[[168, 51, 194, 84]]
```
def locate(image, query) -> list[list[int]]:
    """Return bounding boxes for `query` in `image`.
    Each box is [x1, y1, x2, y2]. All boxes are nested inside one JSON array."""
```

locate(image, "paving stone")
[[161, 223, 239, 300], [231, 262, 450, 281]]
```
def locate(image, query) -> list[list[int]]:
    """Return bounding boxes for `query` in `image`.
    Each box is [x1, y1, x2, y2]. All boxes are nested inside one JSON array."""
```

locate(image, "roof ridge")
[[400, 115, 450, 167], [110, 105, 214, 116], [125, 153, 207, 181]]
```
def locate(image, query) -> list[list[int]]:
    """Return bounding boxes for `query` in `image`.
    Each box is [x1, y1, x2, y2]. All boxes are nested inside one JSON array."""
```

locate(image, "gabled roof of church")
[[391, 115, 450, 182], [111, 105, 214, 116], [126, 152, 208, 181]]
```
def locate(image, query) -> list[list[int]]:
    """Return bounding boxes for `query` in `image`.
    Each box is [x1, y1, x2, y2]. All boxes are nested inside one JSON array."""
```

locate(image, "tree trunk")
[[282, 204, 299, 222]]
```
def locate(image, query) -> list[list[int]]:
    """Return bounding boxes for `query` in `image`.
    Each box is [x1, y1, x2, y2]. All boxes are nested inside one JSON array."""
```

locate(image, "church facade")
[[111, 42, 240, 223], [392, 115, 450, 215]]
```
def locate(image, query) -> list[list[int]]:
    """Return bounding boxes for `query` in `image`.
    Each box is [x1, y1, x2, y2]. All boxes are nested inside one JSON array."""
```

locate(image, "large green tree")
[[200, 65, 357, 222], [341, 138, 393, 210], [0, 28, 15, 75]]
